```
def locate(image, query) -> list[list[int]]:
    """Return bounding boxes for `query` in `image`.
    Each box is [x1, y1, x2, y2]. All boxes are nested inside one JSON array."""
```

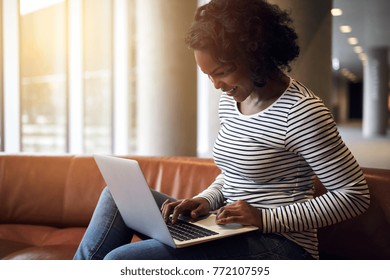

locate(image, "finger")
[[190, 203, 207, 218], [161, 200, 179, 223], [215, 205, 246, 223], [216, 215, 244, 225], [160, 199, 172, 212], [216, 206, 225, 218], [172, 199, 202, 223], [162, 205, 171, 223], [171, 200, 190, 224], [217, 206, 241, 219], [161, 198, 171, 208]]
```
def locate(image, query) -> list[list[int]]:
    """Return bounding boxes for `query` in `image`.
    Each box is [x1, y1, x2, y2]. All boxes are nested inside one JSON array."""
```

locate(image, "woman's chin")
[[232, 95, 246, 103]]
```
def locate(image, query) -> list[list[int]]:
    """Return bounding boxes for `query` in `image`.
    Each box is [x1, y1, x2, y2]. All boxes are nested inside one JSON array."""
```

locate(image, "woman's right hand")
[[161, 197, 211, 224]]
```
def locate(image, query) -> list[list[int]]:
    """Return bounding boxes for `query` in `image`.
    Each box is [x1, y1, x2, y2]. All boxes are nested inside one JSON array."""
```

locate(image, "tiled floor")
[[337, 121, 390, 169]]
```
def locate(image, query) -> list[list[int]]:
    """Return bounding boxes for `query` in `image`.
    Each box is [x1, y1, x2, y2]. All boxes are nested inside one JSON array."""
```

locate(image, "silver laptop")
[[94, 155, 258, 248]]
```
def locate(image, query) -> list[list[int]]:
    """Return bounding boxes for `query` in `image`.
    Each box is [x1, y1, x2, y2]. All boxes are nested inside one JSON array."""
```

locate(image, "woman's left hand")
[[215, 200, 263, 230]]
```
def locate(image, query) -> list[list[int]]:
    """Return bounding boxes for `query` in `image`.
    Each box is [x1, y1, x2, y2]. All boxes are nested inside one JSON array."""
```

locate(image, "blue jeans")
[[73, 187, 313, 260]]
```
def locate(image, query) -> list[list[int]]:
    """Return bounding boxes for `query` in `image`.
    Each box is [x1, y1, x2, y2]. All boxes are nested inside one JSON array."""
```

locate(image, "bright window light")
[[331, 8, 343, 16], [20, 0, 64, 15], [339, 25, 352, 33]]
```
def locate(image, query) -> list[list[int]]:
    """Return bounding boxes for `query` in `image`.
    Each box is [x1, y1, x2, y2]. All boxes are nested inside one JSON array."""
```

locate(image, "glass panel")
[[20, 1, 67, 153], [128, 0, 137, 153], [83, 0, 112, 154]]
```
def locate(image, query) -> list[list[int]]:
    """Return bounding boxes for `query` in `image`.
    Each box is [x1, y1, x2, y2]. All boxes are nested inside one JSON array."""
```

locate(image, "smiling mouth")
[[223, 86, 238, 95]]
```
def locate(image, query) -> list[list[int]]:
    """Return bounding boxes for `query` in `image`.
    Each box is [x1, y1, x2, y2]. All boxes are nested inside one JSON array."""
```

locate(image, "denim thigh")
[[104, 231, 313, 260]]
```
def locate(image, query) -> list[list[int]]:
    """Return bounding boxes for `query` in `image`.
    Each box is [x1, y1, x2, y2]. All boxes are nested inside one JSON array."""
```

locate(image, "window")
[[83, 0, 113, 154], [1, 0, 136, 154], [20, 1, 67, 152]]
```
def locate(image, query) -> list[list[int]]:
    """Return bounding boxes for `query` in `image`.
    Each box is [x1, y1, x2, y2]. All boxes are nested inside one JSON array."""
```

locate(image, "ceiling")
[[332, 0, 390, 81]]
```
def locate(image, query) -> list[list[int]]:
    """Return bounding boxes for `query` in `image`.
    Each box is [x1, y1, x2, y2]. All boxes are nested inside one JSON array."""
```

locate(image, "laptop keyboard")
[[167, 218, 219, 241]]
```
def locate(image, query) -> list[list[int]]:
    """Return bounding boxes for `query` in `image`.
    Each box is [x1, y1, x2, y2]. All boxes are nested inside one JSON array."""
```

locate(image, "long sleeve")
[[194, 173, 225, 210], [261, 96, 370, 233]]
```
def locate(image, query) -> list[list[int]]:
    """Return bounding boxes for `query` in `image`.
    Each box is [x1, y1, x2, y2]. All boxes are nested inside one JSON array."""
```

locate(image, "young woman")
[[74, 0, 370, 260]]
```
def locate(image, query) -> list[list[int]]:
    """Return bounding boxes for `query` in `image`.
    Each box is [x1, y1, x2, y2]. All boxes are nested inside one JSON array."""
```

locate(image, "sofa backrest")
[[0, 155, 220, 227], [0, 155, 103, 227]]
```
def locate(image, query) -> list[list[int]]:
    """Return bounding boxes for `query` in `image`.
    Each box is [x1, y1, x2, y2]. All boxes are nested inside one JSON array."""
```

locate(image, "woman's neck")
[[239, 72, 290, 115]]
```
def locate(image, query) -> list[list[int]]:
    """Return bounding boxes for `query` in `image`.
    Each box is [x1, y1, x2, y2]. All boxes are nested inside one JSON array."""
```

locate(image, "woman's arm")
[[262, 97, 370, 233], [194, 173, 225, 210]]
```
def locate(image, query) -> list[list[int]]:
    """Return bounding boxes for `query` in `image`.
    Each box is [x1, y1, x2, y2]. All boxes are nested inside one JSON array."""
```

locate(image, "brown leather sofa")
[[0, 154, 389, 260]]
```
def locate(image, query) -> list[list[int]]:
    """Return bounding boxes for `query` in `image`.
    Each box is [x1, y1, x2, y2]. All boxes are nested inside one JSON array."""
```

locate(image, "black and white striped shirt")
[[196, 78, 370, 259]]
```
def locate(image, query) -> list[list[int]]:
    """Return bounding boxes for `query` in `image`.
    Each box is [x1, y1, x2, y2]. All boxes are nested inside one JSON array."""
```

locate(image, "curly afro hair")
[[185, 0, 300, 87]]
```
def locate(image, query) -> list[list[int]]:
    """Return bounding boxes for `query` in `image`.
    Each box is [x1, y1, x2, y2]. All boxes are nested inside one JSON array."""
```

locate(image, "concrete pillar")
[[196, 0, 220, 158], [271, 0, 333, 108], [331, 73, 350, 124], [337, 76, 350, 124], [363, 48, 389, 137], [197, 71, 220, 157], [136, 0, 198, 156]]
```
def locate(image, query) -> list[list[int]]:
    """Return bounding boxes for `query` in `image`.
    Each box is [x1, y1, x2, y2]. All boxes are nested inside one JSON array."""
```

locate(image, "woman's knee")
[[103, 240, 177, 260], [151, 189, 176, 207]]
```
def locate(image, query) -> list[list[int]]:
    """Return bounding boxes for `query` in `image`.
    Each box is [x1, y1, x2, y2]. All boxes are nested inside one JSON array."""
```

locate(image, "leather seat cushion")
[[0, 224, 85, 260]]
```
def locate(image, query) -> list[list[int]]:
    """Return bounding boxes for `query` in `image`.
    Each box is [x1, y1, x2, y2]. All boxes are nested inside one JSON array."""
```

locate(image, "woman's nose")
[[208, 75, 222, 89]]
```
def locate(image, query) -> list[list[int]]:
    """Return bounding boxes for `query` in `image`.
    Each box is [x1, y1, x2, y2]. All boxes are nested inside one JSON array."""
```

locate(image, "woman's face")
[[194, 49, 254, 102]]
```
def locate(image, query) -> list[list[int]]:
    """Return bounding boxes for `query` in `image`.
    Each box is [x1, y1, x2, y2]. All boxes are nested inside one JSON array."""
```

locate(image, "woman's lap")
[[75, 187, 312, 260], [104, 231, 313, 260]]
